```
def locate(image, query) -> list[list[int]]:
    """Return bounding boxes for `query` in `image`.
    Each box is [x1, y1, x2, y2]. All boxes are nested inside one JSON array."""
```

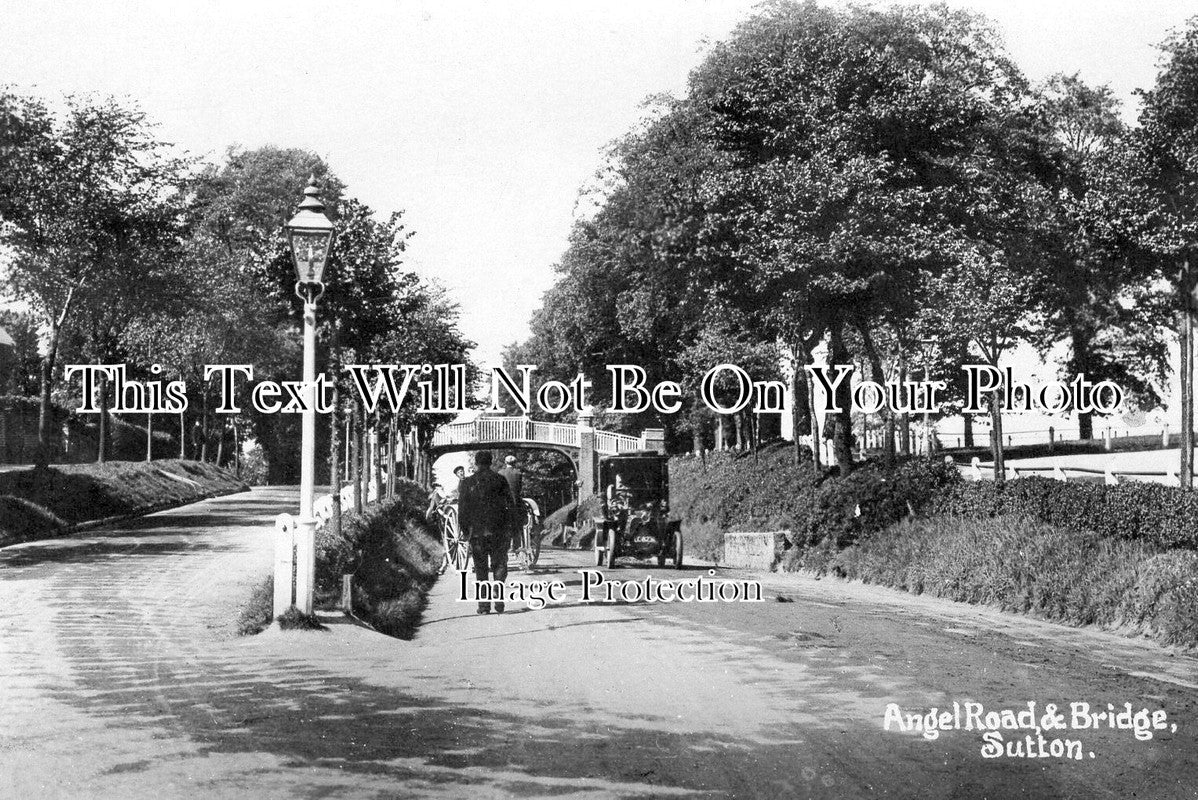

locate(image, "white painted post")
[[1104, 461, 1117, 486], [273, 513, 296, 617], [1163, 424, 1170, 448]]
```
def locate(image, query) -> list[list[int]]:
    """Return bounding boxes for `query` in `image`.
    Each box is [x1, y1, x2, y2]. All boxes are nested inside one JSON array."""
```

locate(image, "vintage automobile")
[[592, 451, 683, 569]]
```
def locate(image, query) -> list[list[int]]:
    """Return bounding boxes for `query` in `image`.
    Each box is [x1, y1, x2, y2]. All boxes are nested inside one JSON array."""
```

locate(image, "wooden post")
[[341, 574, 353, 614]]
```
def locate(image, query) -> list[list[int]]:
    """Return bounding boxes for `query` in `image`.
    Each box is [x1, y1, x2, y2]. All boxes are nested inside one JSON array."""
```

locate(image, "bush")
[[670, 448, 961, 551], [313, 479, 442, 639], [931, 476, 1198, 549], [830, 515, 1198, 649]]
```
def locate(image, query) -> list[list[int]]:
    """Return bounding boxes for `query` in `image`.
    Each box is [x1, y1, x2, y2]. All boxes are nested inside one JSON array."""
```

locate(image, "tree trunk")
[[991, 389, 1006, 482], [792, 348, 813, 465], [233, 422, 241, 478], [808, 373, 822, 471], [1181, 261, 1194, 490], [351, 406, 362, 513], [858, 326, 894, 467], [359, 411, 369, 505], [828, 323, 854, 472], [36, 323, 61, 466], [179, 409, 186, 459], [963, 415, 974, 449], [215, 420, 225, 468], [329, 394, 341, 539], [199, 392, 209, 462], [387, 416, 397, 499], [97, 372, 109, 464], [1070, 327, 1095, 440], [146, 413, 153, 462]]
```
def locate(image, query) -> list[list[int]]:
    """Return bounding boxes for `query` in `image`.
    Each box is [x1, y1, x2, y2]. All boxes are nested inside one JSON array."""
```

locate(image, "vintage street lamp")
[[276, 176, 335, 618]]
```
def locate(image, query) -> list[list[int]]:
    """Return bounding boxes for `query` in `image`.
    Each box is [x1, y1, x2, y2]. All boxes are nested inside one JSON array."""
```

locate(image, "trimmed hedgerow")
[[670, 447, 961, 561], [831, 515, 1198, 648], [931, 477, 1198, 550], [314, 479, 442, 639]]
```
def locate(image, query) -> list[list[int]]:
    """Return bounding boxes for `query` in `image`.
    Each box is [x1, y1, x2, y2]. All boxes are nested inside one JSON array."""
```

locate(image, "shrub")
[[313, 479, 442, 639], [931, 476, 1198, 550], [830, 514, 1198, 648], [670, 448, 960, 550]]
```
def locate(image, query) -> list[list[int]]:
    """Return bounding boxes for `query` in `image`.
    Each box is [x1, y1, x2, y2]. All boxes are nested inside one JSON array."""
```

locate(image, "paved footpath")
[[2, 488, 1198, 799]]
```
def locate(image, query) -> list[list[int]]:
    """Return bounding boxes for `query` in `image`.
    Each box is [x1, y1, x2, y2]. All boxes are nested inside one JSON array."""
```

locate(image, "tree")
[[0, 91, 188, 463], [1032, 74, 1168, 440]]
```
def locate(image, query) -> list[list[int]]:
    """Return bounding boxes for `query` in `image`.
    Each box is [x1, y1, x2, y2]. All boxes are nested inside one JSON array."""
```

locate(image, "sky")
[[0, 0, 1195, 374]]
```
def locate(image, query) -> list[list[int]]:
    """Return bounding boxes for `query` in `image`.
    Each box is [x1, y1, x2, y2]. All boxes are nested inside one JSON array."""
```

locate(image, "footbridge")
[[426, 412, 665, 495]]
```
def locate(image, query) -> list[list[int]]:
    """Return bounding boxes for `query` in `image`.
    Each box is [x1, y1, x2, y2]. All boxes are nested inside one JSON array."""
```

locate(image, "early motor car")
[[592, 451, 683, 569]]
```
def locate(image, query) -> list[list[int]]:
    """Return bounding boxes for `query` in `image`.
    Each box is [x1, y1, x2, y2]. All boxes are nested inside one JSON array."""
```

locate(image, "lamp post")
[[277, 176, 335, 618]]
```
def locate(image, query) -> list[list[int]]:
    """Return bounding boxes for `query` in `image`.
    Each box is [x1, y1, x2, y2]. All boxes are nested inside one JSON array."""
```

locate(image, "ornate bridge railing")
[[430, 417, 644, 455]]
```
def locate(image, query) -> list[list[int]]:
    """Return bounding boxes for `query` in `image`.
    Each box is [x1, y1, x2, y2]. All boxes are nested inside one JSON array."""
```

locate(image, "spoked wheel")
[[604, 527, 618, 569], [441, 506, 470, 572]]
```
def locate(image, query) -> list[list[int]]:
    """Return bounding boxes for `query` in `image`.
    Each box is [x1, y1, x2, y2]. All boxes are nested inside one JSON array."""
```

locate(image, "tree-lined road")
[[2, 490, 1196, 798]]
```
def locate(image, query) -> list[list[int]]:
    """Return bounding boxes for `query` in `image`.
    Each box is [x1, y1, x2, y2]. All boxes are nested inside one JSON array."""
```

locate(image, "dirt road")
[[1, 488, 1195, 798]]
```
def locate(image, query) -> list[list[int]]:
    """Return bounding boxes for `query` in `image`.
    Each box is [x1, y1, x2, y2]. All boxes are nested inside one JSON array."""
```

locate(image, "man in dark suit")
[[457, 450, 516, 614], [499, 455, 526, 553]]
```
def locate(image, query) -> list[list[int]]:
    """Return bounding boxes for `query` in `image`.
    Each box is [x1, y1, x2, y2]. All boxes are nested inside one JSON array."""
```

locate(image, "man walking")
[[457, 450, 515, 614], [499, 455, 526, 553]]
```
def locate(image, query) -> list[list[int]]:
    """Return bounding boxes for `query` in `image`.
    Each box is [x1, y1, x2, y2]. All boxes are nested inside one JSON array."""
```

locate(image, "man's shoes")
[[476, 605, 491, 615], [495, 603, 505, 614]]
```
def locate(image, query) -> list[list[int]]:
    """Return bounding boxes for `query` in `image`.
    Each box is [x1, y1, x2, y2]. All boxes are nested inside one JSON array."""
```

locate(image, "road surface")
[[1, 488, 1195, 798]]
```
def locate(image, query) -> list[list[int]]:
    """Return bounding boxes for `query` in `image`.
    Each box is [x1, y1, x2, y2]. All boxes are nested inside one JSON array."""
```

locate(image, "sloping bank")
[[241, 480, 442, 638], [0, 459, 248, 546], [671, 446, 1198, 649]]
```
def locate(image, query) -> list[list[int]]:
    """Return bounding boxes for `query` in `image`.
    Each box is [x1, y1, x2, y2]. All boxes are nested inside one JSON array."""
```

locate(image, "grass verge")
[[0, 459, 248, 546], [823, 514, 1198, 649]]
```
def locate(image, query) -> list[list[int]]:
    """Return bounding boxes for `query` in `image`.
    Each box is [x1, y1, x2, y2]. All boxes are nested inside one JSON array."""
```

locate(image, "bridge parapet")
[[429, 417, 642, 455]]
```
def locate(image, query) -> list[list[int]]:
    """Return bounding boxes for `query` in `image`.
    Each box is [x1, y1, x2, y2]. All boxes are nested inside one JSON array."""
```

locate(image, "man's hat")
[[505, 455, 517, 465]]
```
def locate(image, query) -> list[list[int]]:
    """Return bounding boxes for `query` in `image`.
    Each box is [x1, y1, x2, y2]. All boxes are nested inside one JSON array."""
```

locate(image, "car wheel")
[[674, 529, 684, 570], [605, 527, 618, 569]]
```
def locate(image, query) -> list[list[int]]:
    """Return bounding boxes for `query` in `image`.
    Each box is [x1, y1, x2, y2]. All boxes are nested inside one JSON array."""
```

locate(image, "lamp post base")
[[294, 516, 316, 615]]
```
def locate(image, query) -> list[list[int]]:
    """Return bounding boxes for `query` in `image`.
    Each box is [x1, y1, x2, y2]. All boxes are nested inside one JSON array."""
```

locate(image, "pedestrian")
[[449, 465, 466, 501], [499, 455, 526, 552], [456, 450, 515, 614]]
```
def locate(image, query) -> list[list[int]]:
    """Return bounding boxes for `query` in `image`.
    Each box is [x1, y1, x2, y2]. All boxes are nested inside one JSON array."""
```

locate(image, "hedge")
[[931, 476, 1198, 550], [672, 448, 1198, 558], [313, 480, 442, 638]]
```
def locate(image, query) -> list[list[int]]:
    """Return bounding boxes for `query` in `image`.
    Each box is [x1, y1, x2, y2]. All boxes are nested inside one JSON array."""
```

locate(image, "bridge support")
[[578, 407, 598, 496]]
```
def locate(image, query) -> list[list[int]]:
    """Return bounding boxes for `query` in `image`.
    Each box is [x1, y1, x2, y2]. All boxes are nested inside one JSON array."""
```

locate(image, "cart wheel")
[[605, 527, 618, 569], [673, 529, 684, 570]]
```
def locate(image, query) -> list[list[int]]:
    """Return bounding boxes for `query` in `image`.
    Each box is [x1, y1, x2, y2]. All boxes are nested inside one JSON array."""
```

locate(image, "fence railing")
[[429, 417, 642, 455], [955, 456, 1188, 487]]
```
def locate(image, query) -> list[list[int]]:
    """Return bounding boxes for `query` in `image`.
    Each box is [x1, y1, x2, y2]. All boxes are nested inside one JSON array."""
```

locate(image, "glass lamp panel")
[[289, 229, 331, 284]]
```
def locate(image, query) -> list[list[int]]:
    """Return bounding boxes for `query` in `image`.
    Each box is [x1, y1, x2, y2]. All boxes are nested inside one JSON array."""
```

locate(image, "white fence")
[[957, 456, 1186, 487], [429, 417, 642, 455]]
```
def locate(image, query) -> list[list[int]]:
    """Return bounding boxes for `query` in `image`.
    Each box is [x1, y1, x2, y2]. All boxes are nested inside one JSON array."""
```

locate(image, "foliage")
[[831, 515, 1198, 648], [313, 479, 441, 639], [930, 475, 1198, 550], [670, 446, 961, 555]]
